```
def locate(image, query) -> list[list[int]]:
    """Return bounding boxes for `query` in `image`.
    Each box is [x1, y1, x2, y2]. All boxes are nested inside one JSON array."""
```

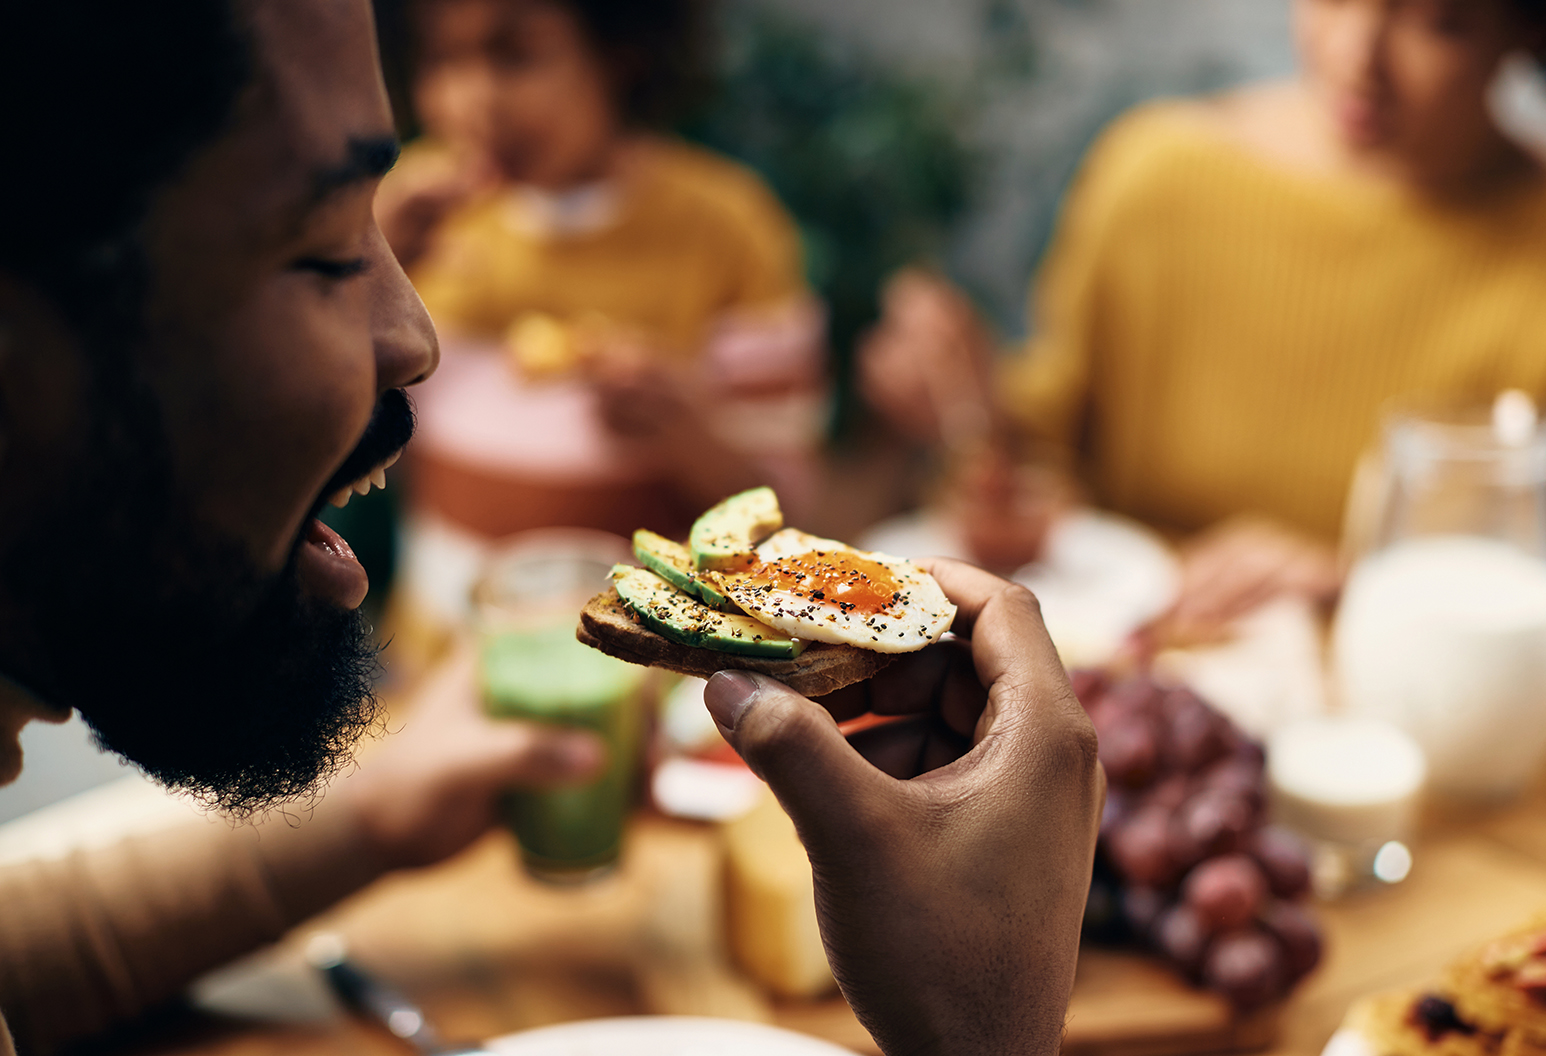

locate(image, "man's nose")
[[367, 223, 439, 390]]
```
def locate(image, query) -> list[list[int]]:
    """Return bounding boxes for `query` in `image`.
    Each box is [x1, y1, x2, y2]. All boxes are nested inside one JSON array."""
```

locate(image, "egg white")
[[713, 529, 957, 653]]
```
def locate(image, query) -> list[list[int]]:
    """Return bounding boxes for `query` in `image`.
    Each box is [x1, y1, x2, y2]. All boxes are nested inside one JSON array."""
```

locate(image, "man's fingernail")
[[704, 670, 759, 734]]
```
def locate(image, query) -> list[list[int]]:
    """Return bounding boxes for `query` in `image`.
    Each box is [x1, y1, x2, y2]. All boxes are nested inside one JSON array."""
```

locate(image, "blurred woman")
[[377, 0, 824, 541], [863, 0, 1546, 634]]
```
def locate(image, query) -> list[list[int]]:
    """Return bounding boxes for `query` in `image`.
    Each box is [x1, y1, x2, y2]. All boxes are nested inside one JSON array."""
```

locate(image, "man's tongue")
[[297, 518, 369, 610]]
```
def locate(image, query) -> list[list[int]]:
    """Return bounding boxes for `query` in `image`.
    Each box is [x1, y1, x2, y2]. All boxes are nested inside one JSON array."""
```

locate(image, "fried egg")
[[710, 529, 957, 653]]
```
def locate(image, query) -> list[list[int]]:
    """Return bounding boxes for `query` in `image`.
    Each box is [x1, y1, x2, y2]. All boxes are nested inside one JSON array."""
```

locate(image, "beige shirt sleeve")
[[0, 796, 386, 1055]]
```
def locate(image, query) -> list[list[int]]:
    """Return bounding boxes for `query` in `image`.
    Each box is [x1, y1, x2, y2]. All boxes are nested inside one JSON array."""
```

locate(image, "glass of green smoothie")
[[474, 532, 646, 883]]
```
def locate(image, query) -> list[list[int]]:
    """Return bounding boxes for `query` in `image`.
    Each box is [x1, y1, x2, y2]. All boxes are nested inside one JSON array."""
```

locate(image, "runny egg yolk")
[[736, 550, 904, 617]]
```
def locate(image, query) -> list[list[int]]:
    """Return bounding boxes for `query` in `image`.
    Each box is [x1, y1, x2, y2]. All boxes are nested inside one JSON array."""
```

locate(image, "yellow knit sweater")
[[408, 136, 807, 356], [1000, 101, 1546, 541]]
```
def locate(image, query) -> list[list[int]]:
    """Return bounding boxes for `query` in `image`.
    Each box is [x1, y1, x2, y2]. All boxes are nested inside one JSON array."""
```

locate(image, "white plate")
[[1011, 509, 1180, 666], [486, 1016, 856, 1056]]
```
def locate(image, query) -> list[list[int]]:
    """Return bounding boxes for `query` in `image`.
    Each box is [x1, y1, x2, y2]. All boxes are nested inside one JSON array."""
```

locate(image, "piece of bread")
[[576, 587, 896, 697]]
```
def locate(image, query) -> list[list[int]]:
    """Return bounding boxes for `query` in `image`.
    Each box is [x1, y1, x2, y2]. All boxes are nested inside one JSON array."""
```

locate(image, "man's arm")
[[0, 650, 602, 1055], [706, 559, 1105, 1056], [0, 799, 383, 1054]]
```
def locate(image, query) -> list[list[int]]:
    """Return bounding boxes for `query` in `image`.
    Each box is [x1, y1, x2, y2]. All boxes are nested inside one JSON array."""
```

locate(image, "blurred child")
[[378, 0, 824, 542], [862, 0, 1546, 637]]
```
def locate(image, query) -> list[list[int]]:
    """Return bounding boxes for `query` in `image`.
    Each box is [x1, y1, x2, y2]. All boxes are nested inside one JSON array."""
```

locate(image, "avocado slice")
[[611, 565, 806, 659], [689, 486, 783, 572], [633, 529, 735, 611]]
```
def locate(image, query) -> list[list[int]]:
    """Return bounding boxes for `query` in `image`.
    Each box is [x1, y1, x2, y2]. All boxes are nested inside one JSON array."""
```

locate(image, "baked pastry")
[[1328, 990, 1497, 1056], [1447, 921, 1546, 1046], [1325, 917, 1546, 1056]]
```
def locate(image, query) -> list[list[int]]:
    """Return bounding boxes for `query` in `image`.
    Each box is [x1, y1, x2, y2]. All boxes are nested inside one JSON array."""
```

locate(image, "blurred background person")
[[376, 0, 825, 551], [862, 0, 1546, 640]]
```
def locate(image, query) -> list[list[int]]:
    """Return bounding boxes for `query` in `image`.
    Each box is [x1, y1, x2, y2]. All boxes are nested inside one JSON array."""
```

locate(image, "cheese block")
[[722, 790, 836, 1000]]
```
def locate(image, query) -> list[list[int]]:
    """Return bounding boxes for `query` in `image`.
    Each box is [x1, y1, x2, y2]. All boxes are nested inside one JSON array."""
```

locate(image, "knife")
[[306, 933, 497, 1056]]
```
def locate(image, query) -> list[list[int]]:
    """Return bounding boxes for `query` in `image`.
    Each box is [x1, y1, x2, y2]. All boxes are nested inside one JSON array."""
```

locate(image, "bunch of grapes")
[[1074, 670, 1322, 1008]]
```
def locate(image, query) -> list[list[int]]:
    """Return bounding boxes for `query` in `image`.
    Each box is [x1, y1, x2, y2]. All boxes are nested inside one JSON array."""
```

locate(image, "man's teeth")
[[327, 452, 402, 510]]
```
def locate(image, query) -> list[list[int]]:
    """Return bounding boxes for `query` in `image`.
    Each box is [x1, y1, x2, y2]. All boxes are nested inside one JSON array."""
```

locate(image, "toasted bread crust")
[[577, 587, 896, 697]]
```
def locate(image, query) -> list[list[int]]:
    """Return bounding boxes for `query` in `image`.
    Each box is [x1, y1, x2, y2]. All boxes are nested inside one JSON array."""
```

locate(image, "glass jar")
[[1334, 393, 1546, 801]]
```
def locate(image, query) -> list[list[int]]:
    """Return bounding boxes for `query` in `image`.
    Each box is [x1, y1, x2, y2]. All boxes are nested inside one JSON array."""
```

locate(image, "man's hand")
[[704, 559, 1103, 1056], [341, 646, 605, 870]]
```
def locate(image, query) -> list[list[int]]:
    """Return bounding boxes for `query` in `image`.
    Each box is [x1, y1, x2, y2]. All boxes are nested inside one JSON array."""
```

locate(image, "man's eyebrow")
[[307, 135, 400, 207]]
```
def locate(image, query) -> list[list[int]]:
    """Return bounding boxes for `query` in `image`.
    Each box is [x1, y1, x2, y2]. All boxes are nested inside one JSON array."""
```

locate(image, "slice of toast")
[[576, 586, 896, 697]]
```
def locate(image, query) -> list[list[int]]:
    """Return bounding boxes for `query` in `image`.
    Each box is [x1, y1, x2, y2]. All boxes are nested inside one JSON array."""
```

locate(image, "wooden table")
[[94, 772, 1546, 1056]]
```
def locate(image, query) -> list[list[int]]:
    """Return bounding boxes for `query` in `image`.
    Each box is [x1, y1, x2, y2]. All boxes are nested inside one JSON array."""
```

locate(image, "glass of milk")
[[1335, 393, 1546, 800]]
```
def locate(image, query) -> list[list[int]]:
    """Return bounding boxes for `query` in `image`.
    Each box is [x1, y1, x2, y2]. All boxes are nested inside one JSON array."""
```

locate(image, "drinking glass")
[[473, 530, 647, 882]]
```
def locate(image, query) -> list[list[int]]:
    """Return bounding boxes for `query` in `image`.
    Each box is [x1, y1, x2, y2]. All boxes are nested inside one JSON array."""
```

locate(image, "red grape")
[[1170, 788, 1254, 862], [1183, 855, 1267, 933], [1160, 689, 1228, 772], [1081, 669, 1321, 1010], [1153, 903, 1210, 975], [1203, 929, 1286, 1008], [1093, 707, 1161, 788], [1069, 669, 1107, 709], [1104, 676, 1163, 714], [1108, 805, 1180, 887], [1260, 900, 1322, 979], [1201, 754, 1265, 809], [1144, 773, 1194, 811], [1249, 826, 1312, 900], [1101, 787, 1135, 840], [1229, 735, 1266, 769], [1121, 886, 1166, 936]]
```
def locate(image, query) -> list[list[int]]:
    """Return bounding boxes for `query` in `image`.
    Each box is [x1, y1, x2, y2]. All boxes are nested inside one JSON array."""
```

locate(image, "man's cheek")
[[189, 286, 377, 567]]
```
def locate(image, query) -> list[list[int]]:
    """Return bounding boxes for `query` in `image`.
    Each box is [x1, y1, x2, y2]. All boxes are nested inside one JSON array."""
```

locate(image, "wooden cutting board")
[[1062, 948, 1278, 1056], [770, 947, 1277, 1056]]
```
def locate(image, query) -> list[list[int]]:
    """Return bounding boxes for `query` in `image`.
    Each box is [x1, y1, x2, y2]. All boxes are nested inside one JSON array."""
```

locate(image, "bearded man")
[[0, 2, 1102, 1054]]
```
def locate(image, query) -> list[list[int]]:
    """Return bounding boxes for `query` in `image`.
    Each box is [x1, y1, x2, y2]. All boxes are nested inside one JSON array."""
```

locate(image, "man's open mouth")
[[296, 389, 417, 610], [311, 388, 417, 521], [325, 448, 402, 509]]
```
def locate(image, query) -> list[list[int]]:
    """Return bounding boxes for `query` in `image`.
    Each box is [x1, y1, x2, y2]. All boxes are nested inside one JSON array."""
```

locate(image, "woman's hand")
[[341, 646, 605, 870], [946, 449, 1078, 572], [859, 270, 997, 446], [704, 559, 1103, 1056], [1164, 516, 1342, 641]]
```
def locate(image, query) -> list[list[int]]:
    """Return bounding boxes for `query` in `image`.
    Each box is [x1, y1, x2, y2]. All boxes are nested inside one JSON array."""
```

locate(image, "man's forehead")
[[219, 0, 397, 239], [139, 0, 397, 321]]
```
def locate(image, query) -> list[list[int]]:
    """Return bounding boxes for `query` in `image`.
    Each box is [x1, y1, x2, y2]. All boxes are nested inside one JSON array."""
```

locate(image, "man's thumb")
[[704, 671, 886, 845]]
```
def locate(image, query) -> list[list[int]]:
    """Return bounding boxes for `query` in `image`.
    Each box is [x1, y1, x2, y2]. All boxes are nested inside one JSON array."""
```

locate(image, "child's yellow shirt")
[[407, 136, 808, 358]]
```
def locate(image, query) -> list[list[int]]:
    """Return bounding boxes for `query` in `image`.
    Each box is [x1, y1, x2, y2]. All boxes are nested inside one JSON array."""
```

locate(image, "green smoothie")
[[481, 624, 645, 880]]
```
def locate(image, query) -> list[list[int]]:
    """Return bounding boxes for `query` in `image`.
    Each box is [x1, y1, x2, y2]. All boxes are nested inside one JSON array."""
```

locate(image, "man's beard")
[[2, 367, 405, 817]]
